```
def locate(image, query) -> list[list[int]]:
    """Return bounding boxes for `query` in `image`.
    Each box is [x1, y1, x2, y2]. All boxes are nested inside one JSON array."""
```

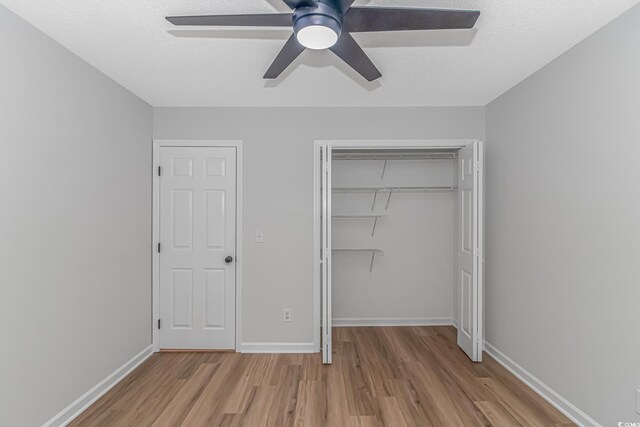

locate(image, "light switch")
[[636, 389, 640, 414], [256, 229, 264, 243]]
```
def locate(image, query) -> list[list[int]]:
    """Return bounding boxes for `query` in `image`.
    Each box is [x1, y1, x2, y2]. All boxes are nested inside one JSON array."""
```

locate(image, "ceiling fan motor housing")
[[293, 1, 343, 43]]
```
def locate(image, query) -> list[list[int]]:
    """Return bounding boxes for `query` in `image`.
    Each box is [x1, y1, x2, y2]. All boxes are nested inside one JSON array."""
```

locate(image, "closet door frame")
[[312, 139, 483, 361], [152, 139, 244, 353]]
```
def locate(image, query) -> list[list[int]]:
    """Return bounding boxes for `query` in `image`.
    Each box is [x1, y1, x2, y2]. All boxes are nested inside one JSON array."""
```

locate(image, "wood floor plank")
[[151, 363, 218, 427], [179, 355, 241, 426], [325, 353, 351, 426], [237, 385, 276, 427], [71, 327, 575, 427], [265, 364, 301, 427], [482, 353, 574, 424], [378, 396, 408, 427], [347, 415, 381, 427], [402, 360, 469, 426], [295, 379, 327, 426], [475, 400, 523, 427], [342, 340, 378, 416], [356, 328, 403, 398], [480, 377, 560, 427]]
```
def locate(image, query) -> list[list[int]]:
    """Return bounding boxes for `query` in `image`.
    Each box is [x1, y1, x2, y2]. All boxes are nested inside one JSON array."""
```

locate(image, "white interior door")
[[457, 141, 483, 362], [321, 144, 333, 364], [159, 146, 236, 350]]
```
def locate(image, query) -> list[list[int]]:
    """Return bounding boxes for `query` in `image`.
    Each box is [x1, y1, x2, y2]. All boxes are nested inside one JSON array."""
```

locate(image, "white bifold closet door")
[[320, 144, 333, 364], [457, 141, 483, 362]]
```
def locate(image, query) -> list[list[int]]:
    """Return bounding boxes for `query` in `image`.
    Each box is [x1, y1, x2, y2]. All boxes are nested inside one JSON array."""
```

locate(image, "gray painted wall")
[[486, 4, 640, 425], [154, 107, 485, 345], [0, 6, 152, 427]]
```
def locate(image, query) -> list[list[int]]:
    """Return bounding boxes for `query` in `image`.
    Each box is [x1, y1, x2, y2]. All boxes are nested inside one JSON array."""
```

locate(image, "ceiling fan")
[[166, 0, 480, 82]]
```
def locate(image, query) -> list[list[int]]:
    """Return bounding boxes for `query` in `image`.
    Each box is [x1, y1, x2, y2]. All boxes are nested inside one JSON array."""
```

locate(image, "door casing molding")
[[152, 139, 243, 352]]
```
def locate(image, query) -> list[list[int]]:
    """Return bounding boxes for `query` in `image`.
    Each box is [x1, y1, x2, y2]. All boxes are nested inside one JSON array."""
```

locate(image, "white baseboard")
[[332, 317, 455, 327], [42, 345, 154, 427], [239, 342, 317, 353], [483, 341, 600, 427]]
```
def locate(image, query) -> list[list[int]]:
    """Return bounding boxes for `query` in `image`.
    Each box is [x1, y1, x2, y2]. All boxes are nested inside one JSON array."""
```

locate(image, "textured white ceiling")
[[2, 0, 638, 107]]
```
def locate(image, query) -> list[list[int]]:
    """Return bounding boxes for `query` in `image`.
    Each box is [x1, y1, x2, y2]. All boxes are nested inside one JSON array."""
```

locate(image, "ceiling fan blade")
[[341, 0, 356, 14], [329, 33, 381, 82], [282, 0, 318, 9], [166, 14, 293, 27], [264, 34, 306, 79], [344, 7, 480, 32]]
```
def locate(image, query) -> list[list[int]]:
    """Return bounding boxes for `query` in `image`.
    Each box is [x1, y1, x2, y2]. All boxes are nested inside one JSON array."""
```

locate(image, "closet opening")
[[314, 140, 484, 365]]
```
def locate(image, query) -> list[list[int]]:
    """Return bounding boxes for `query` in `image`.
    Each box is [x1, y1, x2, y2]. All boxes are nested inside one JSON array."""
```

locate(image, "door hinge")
[[157, 243, 161, 253], [157, 319, 161, 329], [158, 166, 161, 177]]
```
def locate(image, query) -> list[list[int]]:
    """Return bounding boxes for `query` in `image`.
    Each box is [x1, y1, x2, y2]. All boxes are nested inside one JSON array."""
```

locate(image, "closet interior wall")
[[331, 150, 459, 326]]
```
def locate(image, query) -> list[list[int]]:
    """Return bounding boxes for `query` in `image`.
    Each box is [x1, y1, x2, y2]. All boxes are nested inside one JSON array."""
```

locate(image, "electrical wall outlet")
[[636, 389, 640, 415], [256, 229, 264, 243], [282, 309, 292, 322]]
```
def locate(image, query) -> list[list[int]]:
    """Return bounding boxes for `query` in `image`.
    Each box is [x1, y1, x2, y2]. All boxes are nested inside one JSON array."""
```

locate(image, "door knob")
[[225, 256, 234, 264]]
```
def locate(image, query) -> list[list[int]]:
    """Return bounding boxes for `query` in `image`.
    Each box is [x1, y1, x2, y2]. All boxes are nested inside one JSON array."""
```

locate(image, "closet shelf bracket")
[[369, 250, 376, 273], [371, 189, 379, 212], [332, 249, 384, 273], [333, 215, 387, 237], [380, 160, 388, 181], [385, 188, 394, 211]]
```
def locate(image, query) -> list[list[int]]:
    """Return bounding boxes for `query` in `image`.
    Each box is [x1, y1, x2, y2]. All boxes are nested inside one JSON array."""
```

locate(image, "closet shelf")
[[332, 215, 387, 219], [333, 152, 458, 180], [333, 186, 457, 193], [332, 153, 458, 161], [333, 215, 387, 237], [332, 248, 384, 252], [333, 186, 457, 212], [332, 249, 384, 273]]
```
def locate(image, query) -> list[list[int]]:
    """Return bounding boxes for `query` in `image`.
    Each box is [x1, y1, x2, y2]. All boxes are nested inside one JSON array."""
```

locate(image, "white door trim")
[[152, 139, 243, 352], [312, 139, 483, 354]]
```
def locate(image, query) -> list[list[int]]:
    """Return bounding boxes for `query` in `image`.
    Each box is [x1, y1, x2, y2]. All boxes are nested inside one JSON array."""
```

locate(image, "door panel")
[[171, 190, 193, 249], [204, 269, 226, 328], [205, 191, 226, 248], [172, 268, 193, 328], [159, 146, 236, 350], [461, 270, 471, 334], [457, 141, 483, 362]]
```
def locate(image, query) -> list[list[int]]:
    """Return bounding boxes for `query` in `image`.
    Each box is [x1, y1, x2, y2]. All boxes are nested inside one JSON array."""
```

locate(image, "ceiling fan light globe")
[[296, 25, 339, 50], [293, 11, 342, 50]]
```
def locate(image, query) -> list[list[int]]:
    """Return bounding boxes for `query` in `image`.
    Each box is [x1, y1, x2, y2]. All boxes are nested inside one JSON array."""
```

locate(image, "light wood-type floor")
[[71, 326, 574, 426]]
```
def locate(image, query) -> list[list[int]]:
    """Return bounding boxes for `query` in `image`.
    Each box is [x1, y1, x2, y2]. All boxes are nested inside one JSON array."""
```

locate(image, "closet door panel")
[[321, 144, 333, 364], [457, 141, 482, 362]]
